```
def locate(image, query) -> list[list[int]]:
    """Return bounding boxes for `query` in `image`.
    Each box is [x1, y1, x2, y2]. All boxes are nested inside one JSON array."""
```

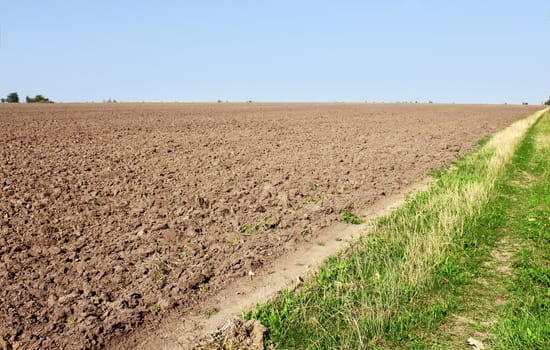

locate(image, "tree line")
[[2, 91, 550, 105], [1, 92, 53, 103]]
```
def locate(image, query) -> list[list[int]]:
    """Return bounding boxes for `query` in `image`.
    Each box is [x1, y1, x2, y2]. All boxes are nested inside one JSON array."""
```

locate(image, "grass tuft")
[[340, 210, 365, 225]]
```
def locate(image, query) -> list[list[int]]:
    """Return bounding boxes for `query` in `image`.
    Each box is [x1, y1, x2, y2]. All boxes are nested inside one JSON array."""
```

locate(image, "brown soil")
[[134, 178, 430, 349], [0, 103, 540, 349]]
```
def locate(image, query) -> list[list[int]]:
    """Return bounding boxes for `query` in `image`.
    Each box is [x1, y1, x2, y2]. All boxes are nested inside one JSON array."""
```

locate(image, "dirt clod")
[[196, 318, 267, 350]]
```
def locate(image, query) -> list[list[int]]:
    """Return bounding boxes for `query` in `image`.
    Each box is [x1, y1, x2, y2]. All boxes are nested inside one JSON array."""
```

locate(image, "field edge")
[[216, 108, 549, 349]]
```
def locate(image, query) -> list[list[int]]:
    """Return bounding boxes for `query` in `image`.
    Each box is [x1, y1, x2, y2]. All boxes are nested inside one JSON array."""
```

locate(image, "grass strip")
[[421, 107, 550, 349], [486, 110, 550, 348], [247, 109, 547, 349]]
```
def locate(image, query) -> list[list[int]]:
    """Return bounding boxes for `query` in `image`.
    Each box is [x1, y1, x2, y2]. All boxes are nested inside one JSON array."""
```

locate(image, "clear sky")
[[1, 1, 549, 104]]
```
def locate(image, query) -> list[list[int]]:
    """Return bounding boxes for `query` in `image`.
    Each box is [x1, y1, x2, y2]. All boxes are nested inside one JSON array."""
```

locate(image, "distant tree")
[[522, 102, 529, 105], [1, 98, 5, 103], [544, 97, 550, 105], [6, 92, 19, 103], [26, 94, 52, 103]]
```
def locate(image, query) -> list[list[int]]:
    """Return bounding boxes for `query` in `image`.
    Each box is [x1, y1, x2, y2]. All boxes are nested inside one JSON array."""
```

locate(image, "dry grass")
[[362, 109, 546, 329], [487, 108, 548, 179], [534, 108, 550, 151]]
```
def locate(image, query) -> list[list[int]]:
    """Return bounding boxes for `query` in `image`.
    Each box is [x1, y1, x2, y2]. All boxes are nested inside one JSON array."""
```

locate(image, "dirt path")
[[426, 111, 548, 349], [430, 237, 523, 349], [120, 180, 430, 349]]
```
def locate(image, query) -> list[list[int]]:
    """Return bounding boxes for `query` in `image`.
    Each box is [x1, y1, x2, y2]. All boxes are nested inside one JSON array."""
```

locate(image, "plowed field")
[[0, 103, 540, 349]]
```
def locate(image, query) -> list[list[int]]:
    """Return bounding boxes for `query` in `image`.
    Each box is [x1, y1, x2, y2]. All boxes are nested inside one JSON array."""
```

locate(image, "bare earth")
[[0, 103, 540, 349]]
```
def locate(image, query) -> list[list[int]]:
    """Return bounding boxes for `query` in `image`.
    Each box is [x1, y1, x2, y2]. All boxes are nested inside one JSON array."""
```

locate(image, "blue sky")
[[1, 1, 549, 103]]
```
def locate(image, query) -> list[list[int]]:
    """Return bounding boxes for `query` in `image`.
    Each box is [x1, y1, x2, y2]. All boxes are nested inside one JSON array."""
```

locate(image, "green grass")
[[340, 210, 365, 225], [205, 307, 220, 317], [245, 109, 548, 349], [486, 112, 550, 349], [422, 107, 550, 349]]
